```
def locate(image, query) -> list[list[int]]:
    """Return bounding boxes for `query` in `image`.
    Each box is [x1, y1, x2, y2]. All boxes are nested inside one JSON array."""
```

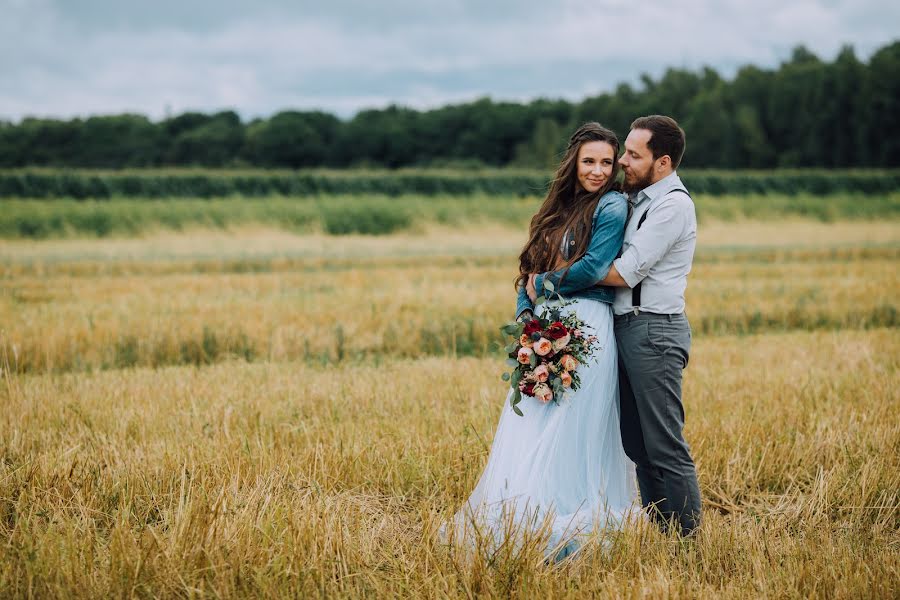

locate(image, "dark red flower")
[[522, 319, 542, 336], [519, 381, 536, 396], [544, 321, 569, 340]]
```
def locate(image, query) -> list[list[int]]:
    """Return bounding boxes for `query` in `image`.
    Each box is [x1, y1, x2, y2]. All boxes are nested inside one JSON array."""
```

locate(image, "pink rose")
[[573, 329, 583, 338], [560, 354, 579, 372], [517, 346, 533, 364], [519, 333, 533, 348], [533, 364, 549, 383], [533, 383, 553, 403], [534, 337, 553, 356], [560, 371, 572, 387], [551, 333, 571, 351]]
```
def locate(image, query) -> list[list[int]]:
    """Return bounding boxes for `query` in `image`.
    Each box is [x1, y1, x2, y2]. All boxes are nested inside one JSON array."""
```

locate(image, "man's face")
[[618, 128, 657, 193]]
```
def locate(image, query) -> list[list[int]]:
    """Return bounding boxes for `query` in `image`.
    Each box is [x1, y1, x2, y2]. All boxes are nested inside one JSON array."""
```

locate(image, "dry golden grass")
[[1, 330, 897, 598], [2, 222, 898, 373], [0, 218, 898, 597], [2, 220, 898, 264]]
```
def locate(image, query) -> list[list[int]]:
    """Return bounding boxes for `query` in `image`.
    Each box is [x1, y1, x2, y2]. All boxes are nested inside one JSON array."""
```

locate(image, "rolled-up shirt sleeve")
[[613, 195, 691, 289]]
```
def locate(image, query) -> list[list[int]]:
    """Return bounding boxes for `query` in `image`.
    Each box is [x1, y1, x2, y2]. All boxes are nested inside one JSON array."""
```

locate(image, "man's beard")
[[622, 168, 654, 194]]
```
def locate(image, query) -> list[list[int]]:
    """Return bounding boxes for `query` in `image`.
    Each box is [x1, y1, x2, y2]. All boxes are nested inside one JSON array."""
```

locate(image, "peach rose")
[[519, 333, 533, 348], [532, 364, 550, 383], [533, 382, 553, 403], [560, 354, 579, 372], [517, 346, 534, 364], [534, 337, 553, 356], [551, 333, 571, 351], [560, 371, 572, 387]]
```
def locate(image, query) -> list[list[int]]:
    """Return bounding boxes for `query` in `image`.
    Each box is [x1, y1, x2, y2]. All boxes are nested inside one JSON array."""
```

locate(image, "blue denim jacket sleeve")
[[534, 191, 627, 300], [515, 280, 534, 320]]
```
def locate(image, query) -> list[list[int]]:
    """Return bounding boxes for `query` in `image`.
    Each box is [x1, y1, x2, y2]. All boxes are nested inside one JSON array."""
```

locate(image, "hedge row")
[[1, 169, 899, 199]]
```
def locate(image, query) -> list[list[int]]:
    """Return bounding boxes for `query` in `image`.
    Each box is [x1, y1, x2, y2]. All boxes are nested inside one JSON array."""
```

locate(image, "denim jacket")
[[515, 190, 628, 319]]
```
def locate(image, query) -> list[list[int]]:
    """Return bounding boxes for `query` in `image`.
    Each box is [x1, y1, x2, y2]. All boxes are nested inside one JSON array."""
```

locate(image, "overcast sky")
[[1, 0, 897, 122]]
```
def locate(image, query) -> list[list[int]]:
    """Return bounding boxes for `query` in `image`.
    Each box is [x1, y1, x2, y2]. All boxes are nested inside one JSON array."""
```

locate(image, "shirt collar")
[[635, 170, 680, 205]]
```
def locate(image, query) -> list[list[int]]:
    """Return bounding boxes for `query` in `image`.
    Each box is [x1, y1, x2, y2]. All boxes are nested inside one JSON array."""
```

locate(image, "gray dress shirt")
[[612, 171, 697, 316]]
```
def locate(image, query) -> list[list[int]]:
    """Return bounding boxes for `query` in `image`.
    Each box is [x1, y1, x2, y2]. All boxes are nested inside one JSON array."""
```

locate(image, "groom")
[[599, 115, 702, 535]]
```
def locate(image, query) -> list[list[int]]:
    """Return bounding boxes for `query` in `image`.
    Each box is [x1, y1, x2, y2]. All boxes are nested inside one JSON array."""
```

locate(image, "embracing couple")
[[447, 115, 701, 559]]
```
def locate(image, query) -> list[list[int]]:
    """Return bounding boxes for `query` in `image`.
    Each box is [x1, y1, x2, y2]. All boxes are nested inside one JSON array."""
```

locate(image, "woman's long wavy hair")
[[516, 122, 621, 291]]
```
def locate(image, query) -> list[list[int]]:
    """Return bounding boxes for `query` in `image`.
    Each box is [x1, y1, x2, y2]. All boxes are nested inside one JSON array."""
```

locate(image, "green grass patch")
[[0, 192, 897, 239]]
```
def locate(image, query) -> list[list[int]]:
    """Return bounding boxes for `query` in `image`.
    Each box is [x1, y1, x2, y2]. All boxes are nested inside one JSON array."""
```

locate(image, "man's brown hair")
[[631, 115, 686, 170]]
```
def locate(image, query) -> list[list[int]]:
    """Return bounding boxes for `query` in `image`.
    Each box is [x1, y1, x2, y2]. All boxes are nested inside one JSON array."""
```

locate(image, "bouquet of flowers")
[[499, 281, 600, 416]]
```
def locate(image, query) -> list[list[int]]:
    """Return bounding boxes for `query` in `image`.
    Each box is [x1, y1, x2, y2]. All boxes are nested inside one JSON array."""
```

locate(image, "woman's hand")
[[526, 273, 538, 303]]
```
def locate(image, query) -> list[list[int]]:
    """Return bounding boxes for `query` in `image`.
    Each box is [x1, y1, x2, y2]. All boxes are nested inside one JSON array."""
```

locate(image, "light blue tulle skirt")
[[443, 298, 638, 560]]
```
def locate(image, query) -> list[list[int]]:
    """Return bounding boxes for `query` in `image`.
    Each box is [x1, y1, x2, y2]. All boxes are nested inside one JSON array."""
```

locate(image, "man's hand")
[[526, 273, 538, 302]]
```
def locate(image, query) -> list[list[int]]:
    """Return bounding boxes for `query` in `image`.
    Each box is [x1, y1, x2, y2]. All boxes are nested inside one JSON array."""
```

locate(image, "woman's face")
[[576, 140, 615, 193]]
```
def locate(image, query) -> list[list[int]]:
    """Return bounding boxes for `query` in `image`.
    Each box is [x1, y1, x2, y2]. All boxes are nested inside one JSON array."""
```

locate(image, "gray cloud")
[[0, 0, 897, 121]]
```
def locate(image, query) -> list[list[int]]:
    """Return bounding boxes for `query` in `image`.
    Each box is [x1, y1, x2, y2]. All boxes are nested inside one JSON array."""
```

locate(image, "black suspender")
[[631, 188, 691, 310]]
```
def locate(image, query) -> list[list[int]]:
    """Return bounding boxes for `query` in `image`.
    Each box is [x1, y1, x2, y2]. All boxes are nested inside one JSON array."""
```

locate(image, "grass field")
[[2, 221, 898, 374], [1, 209, 899, 597], [2, 192, 900, 239]]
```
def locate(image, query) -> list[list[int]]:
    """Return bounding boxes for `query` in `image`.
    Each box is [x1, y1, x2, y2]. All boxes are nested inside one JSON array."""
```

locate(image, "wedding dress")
[[443, 297, 637, 560]]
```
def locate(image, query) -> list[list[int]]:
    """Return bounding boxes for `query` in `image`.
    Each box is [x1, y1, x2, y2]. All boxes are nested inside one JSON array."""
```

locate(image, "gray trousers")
[[614, 312, 701, 535]]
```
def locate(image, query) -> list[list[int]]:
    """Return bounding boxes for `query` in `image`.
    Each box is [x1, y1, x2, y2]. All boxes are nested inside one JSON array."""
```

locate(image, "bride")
[[444, 122, 637, 560]]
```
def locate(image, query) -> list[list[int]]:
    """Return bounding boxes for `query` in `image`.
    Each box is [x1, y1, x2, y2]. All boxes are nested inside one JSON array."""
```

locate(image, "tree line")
[[1, 42, 897, 170]]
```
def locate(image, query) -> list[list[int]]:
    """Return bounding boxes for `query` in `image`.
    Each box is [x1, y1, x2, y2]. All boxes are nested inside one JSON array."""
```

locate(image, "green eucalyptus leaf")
[[500, 322, 520, 335], [506, 358, 519, 367], [502, 372, 510, 382], [535, 295, 546, 306], [543, 279, 555, 292], [512, 405, 524, 417]]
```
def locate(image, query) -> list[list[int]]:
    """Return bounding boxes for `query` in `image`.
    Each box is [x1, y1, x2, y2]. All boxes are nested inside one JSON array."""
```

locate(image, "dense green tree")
[[340, 105, 423, 167], [767, 46, 829, 166], [733, 104, 773, 168], [512, 118, 566, 168], [0, 118, 84, 166], [682, 85, 736, 167], [866, 41, 900, 166], [729, 66, 776, 167], [827, 46, 866, 167], [77, 114, 163, 167], [243, 110, 340, 167], [165, 111, 244, 166]]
